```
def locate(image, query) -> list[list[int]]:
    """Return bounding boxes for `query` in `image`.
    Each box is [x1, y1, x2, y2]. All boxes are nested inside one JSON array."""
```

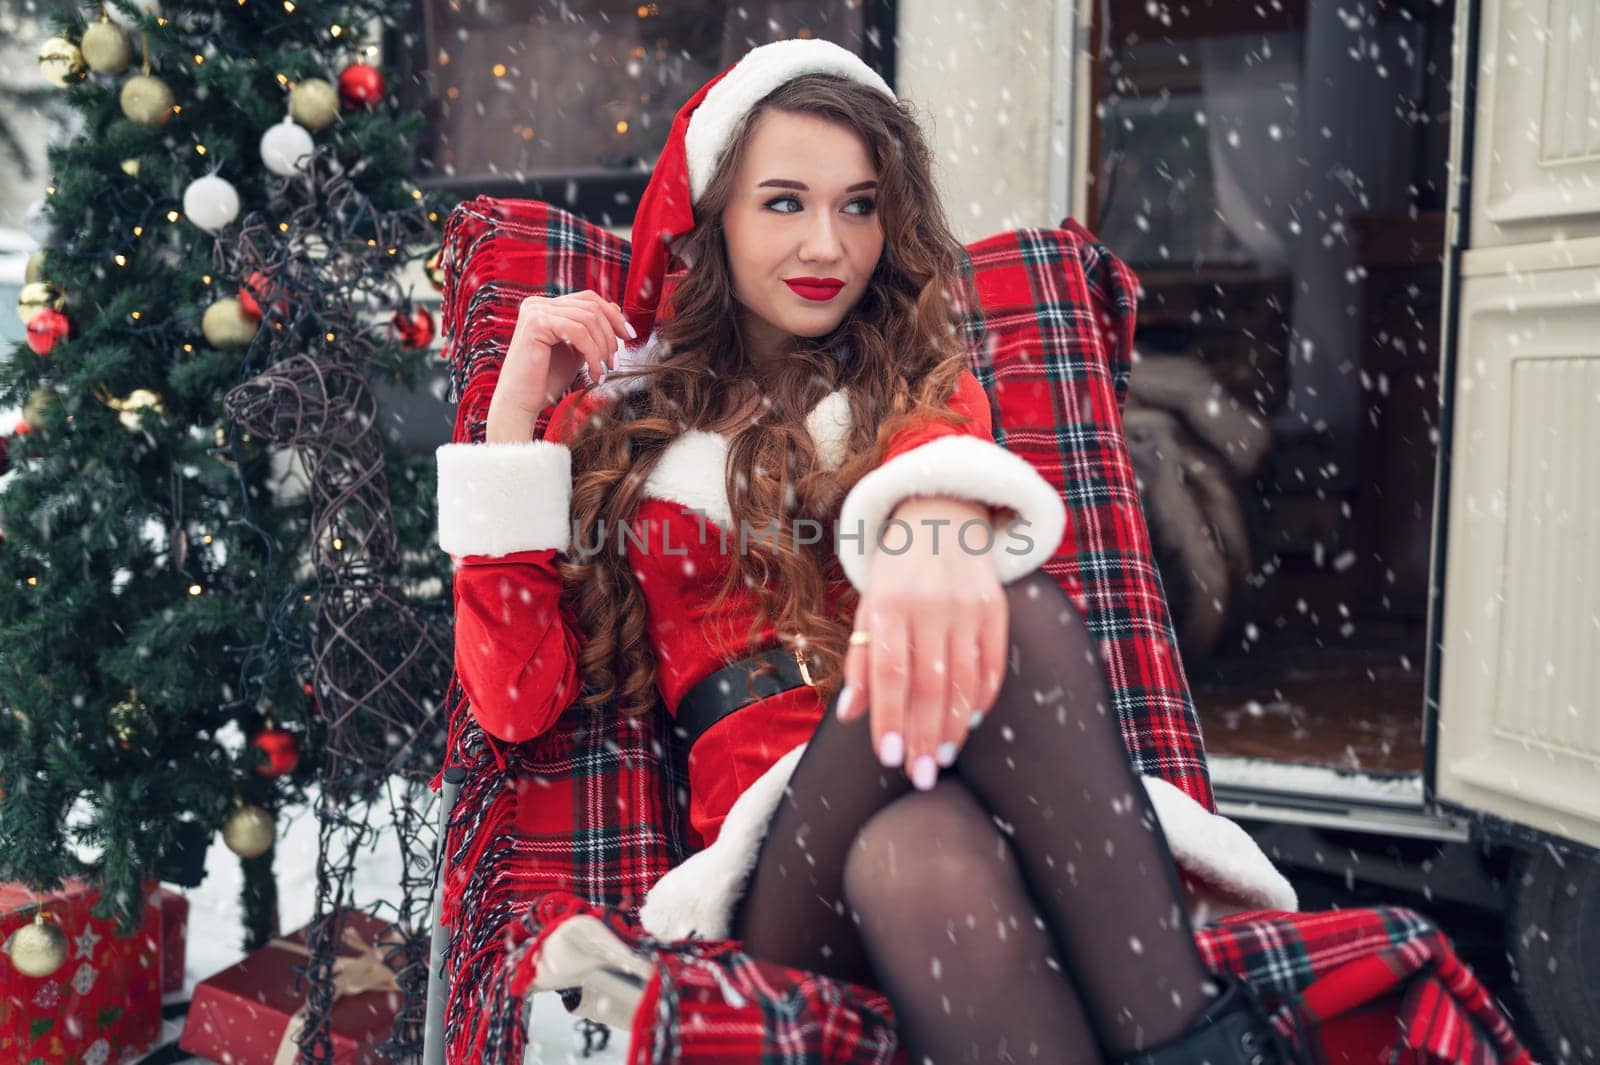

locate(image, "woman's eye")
[[762, 196, 877, 216]]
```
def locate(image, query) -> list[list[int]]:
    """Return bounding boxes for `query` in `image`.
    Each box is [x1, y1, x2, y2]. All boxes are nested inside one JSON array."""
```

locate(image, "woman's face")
[[720, 109, 885, 362]]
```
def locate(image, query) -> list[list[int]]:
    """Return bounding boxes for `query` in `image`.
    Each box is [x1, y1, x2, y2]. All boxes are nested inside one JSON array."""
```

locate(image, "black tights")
[[729, 570, 1216, 1064]]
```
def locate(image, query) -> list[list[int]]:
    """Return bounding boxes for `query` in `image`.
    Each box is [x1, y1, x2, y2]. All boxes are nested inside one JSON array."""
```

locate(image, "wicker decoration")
[[216, 142, 448, 1064]]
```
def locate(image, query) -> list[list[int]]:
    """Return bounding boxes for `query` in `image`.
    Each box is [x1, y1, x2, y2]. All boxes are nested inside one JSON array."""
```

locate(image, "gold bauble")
[[101, 388, 166, 432], [424, 247, 445, 290], [24, 251, 46, 286], [6, 913, 68, 978], [38, 37, 85, 88], [120, 75, 177, 128], [221, 804, 275, 858], [23, 387, 58, 427], [120, 158, 141, 178], [287, 78, 340, 132], [17, 281, 65, 324], [109, 690, 153, 750], [81, 20, 133, 74], [202, 297, 259, 349]]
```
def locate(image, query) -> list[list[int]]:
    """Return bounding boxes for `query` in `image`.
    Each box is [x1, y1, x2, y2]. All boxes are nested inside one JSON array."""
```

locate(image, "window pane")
[[409, 1, 883, 186]]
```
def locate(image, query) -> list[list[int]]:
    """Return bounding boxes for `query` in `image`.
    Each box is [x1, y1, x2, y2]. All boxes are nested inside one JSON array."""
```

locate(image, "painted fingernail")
[[878, 731, 904, 768], [912, 755, 938, 791], [835, 685, 854, 721], [968, 710, 986, 729], [935, 741, 958, 767], [624, 321, 638, 339]]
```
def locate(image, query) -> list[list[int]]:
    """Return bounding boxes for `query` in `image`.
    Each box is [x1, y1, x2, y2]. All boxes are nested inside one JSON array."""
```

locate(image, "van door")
[[1432, 0, 1600, 850]]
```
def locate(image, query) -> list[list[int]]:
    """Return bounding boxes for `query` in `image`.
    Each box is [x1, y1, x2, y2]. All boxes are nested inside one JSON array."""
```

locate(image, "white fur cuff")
[[835, 435, 1068, 592], [435, 441, 571, 557]]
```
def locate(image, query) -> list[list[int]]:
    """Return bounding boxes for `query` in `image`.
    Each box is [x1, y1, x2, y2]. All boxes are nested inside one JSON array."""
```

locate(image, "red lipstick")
[[785, 277, 845, 301]]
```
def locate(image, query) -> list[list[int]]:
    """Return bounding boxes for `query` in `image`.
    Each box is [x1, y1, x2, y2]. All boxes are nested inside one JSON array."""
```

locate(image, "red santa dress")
[[435, 330, 1296, 945]]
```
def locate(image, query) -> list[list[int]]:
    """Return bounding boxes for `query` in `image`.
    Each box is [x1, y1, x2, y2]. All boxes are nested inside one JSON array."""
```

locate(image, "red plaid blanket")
[[433, 196, 1529, 1065]]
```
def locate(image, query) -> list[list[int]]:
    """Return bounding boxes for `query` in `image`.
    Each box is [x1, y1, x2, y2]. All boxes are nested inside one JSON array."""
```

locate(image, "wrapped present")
[[179, 909, 404, 1065], [156, 889, 187, 995], [0, 879, 162, 1065]]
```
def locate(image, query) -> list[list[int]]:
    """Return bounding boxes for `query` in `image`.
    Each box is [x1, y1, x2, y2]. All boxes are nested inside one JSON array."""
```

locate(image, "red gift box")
[[0, 879, 162, 1065], [156, 889, 187, 995], [179, 909, 404, 1065]]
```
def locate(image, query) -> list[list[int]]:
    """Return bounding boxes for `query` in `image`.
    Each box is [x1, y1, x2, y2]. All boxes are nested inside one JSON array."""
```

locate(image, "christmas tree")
[[0, 0, 453, 947]]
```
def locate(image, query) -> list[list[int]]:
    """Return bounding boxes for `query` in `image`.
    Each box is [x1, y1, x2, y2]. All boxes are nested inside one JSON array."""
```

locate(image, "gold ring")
[[848, 630, 873, 646]]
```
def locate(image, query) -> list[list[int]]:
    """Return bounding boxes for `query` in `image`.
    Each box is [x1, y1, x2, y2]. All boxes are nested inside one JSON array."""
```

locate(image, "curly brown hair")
[[560, 72, 981, 719]]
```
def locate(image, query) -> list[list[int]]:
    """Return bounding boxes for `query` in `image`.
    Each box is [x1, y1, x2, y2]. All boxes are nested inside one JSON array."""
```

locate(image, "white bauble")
[[259, 118, 314, 177], [22, 198, 62, 246], [182, 175, 240, 232], [106, 0, 161, 29]]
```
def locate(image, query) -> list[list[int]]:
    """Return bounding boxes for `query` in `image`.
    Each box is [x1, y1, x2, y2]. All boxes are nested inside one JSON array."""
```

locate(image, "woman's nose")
[[799, 215, 844, 262]]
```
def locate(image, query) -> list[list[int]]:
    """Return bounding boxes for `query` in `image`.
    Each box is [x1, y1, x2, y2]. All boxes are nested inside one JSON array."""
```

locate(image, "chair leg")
[[422, 766, 466, 1065]]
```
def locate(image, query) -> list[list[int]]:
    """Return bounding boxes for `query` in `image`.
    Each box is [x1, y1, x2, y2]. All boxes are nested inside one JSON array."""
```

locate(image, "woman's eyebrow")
[[756, 179, 879, 192]]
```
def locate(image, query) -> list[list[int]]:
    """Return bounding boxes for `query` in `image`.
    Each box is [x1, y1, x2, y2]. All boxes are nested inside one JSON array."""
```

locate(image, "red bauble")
[[338, 63, 385, 110], [237, 271, 284, 320], [251, 726, 301, 777], [26, 307, 71, 356], [392, 306, 435, 350]]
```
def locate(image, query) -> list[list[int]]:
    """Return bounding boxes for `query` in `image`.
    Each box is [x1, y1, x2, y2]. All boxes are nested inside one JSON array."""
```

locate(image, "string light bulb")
[[188, 584, 202, 596], [195, 144, 207, 156], [26, 576, 38, 586], [330, 23, 341, 35], [114, 253, 127, 266], [132, 226, 143, 236], [331, 537, 344, 550], [166, 210, 180, 222]]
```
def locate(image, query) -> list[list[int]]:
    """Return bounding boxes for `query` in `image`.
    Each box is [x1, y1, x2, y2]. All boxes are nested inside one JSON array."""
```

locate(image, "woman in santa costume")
[[436, 37, 1302, 1064]]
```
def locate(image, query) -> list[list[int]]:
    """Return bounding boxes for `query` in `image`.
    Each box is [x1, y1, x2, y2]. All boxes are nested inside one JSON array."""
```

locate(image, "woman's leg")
[[730, 569, 1214, 1059], [841, 775, 1105, 1064], [730, 687, 1102, 1062], [951, 570, 1215, 1056]]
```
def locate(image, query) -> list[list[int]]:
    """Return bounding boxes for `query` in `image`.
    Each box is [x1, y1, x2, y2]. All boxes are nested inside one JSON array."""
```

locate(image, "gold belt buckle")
[[793, 647, 817, 687]]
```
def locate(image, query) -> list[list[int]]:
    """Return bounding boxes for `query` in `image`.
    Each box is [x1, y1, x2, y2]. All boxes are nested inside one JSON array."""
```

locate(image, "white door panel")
[[1436, 265, 1600, 848], [1469, 0, 1600, 248]]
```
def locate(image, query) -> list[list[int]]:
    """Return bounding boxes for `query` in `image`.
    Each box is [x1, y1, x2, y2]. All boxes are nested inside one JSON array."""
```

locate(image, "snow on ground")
[[160, 787, 629, 1064], [1209, 754, 1426, 804]]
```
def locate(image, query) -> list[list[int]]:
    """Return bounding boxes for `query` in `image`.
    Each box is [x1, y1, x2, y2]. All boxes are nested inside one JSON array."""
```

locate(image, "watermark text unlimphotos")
[[564, 509, 1037, 559]]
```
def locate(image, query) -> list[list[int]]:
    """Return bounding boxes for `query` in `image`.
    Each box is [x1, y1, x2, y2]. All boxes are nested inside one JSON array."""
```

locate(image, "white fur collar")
[[600, 331, 854, 528], [640, 389, 851, 530]]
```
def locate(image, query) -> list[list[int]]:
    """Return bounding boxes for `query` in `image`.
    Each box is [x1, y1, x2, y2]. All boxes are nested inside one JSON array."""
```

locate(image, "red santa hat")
[[620, 38, 896, 344]]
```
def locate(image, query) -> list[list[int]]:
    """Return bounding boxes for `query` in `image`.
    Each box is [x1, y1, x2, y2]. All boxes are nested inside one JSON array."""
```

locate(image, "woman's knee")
[[968, 569, 1116, 754], [1002, 569, 1089, 642], [841, 779, 1018, 925]]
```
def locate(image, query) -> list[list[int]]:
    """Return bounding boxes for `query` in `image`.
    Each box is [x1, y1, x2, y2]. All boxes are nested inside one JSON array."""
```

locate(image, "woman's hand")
[[485, 291, 635, 443], [835, 496, 1009, 789]]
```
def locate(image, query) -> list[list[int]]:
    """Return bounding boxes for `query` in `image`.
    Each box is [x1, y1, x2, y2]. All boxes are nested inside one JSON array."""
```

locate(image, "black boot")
[[1120, 975, 1307, 1065]]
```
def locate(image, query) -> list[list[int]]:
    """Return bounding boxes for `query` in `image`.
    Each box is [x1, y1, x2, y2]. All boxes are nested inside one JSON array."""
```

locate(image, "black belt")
[[675, 646, 817, 750]]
